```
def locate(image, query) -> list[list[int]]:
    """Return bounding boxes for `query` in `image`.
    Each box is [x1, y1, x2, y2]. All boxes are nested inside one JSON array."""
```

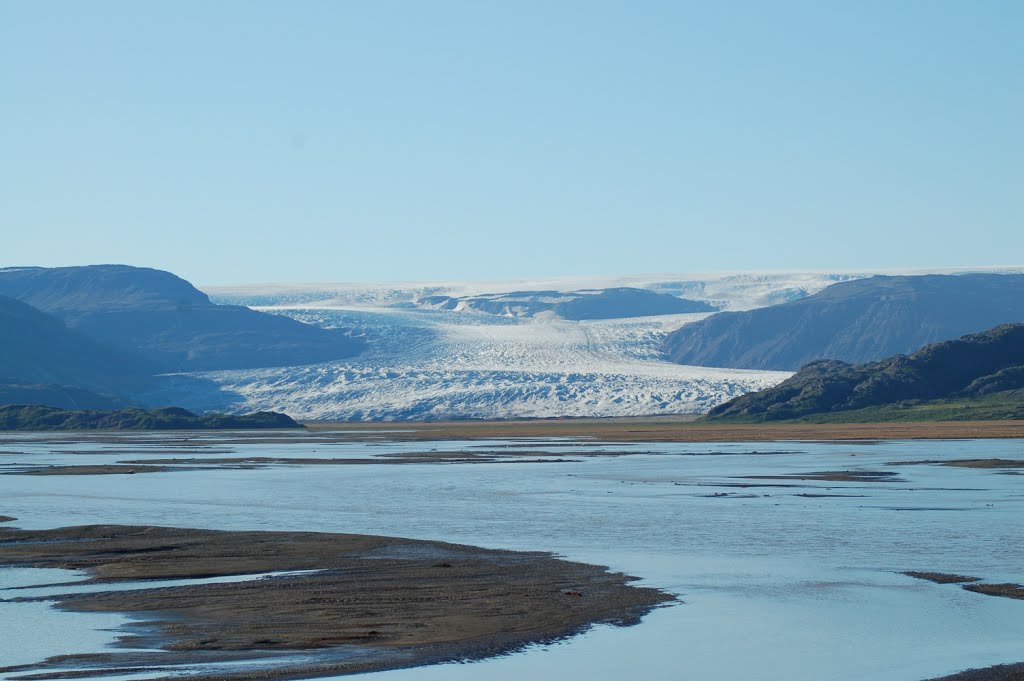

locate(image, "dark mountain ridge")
[[0, 265, 209, 319], [707, 324, 1024, 422], [663, 274, 1024, 370], [0, 265, 365, 371], [0, 294, 157, 407]]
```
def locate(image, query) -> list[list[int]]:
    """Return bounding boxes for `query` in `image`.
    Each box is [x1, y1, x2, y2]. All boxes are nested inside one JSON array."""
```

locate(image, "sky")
[[2, 1, 1022, 286]]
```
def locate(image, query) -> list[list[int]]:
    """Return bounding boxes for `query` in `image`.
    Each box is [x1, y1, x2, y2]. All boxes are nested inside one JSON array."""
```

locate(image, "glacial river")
[[0, 432, 1021, 680]]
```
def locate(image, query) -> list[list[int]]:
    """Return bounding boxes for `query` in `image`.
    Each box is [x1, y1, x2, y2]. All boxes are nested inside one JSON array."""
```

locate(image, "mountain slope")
[[663, 274, 1024, 370], [0, 295, 160, 408], [0, 384, 129, 410], [707, 324, 1024, 422], [0, 265, 365, 371]]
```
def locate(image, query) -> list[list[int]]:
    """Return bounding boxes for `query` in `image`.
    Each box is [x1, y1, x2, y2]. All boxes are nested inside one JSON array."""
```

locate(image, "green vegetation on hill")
[[0, 405, 302, 431], [765, 391, 1024, 424], [708, 324, 1024, 422]]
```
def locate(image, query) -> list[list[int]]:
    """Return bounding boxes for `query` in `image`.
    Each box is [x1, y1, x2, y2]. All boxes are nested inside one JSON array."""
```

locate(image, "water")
[[0, 567, 134, 668], [1, 433, 1022, 680]]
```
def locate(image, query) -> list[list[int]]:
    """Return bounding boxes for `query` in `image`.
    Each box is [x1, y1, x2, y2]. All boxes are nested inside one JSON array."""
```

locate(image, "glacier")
[[185, 269, 1021, 421], [181, 307, 788, 420]]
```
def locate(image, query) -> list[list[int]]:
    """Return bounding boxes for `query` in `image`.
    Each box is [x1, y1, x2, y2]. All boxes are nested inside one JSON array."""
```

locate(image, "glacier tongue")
[[184, 307, 790, 421], [187, 268, 1024, 421]]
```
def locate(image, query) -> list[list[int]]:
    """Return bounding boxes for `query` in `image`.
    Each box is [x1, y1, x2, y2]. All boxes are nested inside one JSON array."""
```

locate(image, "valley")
[[173, 305, 789, 420]]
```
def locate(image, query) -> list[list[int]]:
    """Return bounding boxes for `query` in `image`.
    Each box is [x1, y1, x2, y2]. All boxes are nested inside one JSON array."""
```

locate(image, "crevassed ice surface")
[[1, 433, 1022, 680], [153, 306, 790, 419], [188, 273, 854, 420], [188, 270, 1024, 421]]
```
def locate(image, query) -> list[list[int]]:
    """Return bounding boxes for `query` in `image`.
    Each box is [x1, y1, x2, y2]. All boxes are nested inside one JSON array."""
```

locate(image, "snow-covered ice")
[[187, 268, 1022, 421], [182, 307, 789, 420]]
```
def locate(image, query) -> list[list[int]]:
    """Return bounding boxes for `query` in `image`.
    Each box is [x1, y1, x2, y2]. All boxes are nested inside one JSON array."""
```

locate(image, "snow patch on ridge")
[[205, 267, 1024, 313]]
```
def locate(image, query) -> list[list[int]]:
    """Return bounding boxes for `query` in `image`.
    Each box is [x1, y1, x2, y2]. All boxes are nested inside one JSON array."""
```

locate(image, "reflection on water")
[[1, 434, 1022, 680], [0, 567, 134, 669]]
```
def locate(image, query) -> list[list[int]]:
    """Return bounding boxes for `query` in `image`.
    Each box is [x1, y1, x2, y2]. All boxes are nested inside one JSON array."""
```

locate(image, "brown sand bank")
[[305, 418, 1024, 442], [963, 583, 1024, 600], [122, 452, 591, 466], [0, 451, 627, 476], [7, 464, 173, 476], [4, 418, 1021, 446], [0, 523, 673, 680], [739, 470, 903, 483], [902, 571, 981, 584], [893, 459, 1024, 469], [903, 571, 1024, 601]]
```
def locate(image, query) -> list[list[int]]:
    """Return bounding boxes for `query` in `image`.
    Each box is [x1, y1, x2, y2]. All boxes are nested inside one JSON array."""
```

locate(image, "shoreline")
[[2, 434, 1022, 681], [2, 418, 1023, 443], [0, 523, 674, 681], [303, 418, 1024, 442]]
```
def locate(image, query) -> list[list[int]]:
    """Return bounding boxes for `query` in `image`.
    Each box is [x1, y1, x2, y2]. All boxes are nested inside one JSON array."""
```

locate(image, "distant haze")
[[3, 2, 1022, 284]]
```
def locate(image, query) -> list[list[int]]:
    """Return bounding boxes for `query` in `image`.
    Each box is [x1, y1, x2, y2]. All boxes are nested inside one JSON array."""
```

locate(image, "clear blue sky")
[[2, 1, 1022, 285]]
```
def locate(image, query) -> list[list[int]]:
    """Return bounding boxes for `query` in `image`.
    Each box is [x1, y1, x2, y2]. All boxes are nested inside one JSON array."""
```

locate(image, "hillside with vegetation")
[[707, 324, 1024, 422], [0, 405, 302, 431]]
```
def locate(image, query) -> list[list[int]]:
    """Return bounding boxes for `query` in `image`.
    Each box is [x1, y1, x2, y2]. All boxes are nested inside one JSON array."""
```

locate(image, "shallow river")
[[1, 432, 1022, 680]]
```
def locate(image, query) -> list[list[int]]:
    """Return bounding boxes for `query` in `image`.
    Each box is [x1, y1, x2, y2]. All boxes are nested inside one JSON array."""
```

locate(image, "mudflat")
[[0, 523, 673, 681], [304, 418, 1024, 442]]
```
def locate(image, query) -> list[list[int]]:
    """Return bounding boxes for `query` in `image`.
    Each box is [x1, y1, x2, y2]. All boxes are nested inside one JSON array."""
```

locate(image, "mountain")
[[0, 383, 131, 411], [707, 324, 1024, 422], [0, 294, 157, 408], [663, 274, 1024, 370], [0, 265, 365, 371], [415, 287, 716, 319]]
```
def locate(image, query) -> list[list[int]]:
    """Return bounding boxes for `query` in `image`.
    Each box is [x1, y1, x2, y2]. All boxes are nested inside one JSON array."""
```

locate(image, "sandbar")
[[304, 418, 1024, 442], [0, 523, 673, 680]]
